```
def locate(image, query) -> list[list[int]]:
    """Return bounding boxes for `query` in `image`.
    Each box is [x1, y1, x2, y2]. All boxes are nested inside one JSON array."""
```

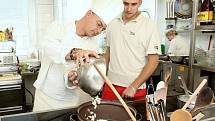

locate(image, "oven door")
[[0, 79, 25, 115]]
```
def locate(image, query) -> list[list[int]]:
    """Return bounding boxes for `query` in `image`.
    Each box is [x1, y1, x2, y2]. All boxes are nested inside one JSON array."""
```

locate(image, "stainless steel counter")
[[192, 64, 215, 73], [0, 107, 77, 121], [158, 60, 215, 93]]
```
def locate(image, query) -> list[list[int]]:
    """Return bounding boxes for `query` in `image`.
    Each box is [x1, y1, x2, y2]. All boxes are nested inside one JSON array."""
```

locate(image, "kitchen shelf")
[[0, 40, 15, 42], [192, 64, 215, 73], [195, 25, 215, 31], [0, 63, 18, 67], [165, 18, 192, 21], [184, 0, 215, 91], [0, 66, 18, 73], [176, 29, 191, 33], [165, 18, 177, 20]]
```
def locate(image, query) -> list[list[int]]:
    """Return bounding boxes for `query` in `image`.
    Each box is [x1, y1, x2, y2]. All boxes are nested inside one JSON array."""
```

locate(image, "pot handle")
[[70, 114, 79, 121], [136, 113, 142, 121]]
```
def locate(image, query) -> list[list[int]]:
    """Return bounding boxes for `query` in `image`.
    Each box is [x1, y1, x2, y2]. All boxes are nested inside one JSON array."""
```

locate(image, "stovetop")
[[0, 99, 146, 121]]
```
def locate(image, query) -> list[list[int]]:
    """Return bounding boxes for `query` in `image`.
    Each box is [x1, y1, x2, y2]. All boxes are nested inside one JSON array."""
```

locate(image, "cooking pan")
[[71, 100, 142, 121]]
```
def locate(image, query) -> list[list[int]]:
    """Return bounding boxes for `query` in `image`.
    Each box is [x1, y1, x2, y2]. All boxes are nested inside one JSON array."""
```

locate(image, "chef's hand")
[[70, 49, 99, 66], [122, 85, 137, 99], [68, 71, 79, 86], [75, 49, 99, 66]]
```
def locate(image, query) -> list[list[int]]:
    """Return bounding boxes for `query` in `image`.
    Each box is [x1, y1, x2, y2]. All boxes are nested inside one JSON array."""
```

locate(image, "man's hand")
[[72, 49, 99, 66], [122, 85, 137, 99], [68, 71, 79, 86]]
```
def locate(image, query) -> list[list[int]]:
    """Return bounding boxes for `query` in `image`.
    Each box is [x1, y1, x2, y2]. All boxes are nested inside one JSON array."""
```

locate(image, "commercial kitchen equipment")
[[0, 41, 26, 116]]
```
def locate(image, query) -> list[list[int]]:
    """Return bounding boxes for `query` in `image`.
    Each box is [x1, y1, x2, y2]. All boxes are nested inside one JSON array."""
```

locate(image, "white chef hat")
[[65, 1, 91, 22], [91, 0, 123, 24], [91, 8, 109, 24]]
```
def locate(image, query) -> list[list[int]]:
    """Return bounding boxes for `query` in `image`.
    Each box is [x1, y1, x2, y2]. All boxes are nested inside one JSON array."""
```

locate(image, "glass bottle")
[[198, 0, 203, 12], [4, 28, 9, 40], [212, 0, 215, 24], [209, 42, 215, 66], [198, 0, 214, 25]]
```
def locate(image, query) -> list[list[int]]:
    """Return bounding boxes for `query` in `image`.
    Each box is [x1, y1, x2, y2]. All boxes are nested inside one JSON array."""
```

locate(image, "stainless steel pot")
[[70, 101, 141, 121], [77, 57, 106, 96]]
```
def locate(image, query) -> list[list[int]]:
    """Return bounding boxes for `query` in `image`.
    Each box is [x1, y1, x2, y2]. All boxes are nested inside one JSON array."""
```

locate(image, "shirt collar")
[[117, 12, 143, 23]]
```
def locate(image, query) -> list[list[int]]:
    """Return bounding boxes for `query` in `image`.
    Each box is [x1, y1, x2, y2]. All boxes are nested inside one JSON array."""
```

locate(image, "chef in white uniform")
[[33, 10, 106, 112], [166, 29, 190, 56]]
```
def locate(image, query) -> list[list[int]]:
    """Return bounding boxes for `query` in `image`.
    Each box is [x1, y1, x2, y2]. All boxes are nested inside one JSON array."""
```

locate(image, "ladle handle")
[[192, 112, 205, 121], [182, 79, 207, 110], [93, 64, 137, 121], [178, 75, 189, 97], [164, 66, 172, 83]]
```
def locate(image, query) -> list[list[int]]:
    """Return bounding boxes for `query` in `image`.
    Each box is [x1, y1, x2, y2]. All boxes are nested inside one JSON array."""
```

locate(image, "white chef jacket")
[[33, 21, 101, 111], [106, 13, 161, 89], [168, 35, 190, 56]]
